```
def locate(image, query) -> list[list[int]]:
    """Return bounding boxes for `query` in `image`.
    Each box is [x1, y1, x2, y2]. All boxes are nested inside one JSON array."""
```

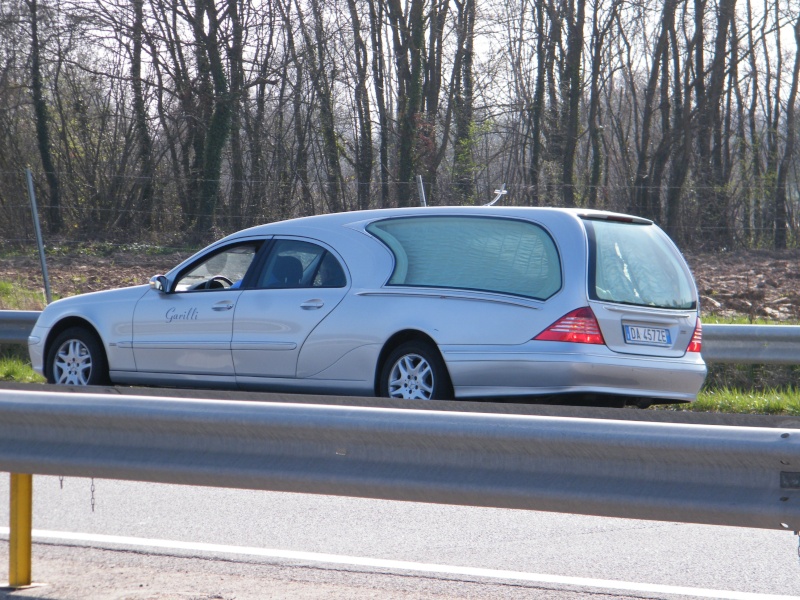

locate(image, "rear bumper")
[[442, 343, 707, 401]]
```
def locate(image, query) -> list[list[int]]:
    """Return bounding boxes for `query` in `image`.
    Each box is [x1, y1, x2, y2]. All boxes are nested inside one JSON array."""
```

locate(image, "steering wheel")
[[189, 276, 233, 291], [206, 276, 233, 289]]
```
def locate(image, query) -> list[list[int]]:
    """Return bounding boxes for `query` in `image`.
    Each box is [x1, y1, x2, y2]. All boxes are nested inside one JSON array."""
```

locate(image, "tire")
[[379, 341, 452, 400], [46, 326, 110, 386]]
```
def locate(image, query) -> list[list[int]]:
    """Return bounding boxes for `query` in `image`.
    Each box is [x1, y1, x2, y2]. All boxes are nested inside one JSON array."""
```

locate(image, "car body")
[[28, 206, 706, 405]]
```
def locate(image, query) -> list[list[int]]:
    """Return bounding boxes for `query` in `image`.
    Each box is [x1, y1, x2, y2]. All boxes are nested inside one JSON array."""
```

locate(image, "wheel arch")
[[44, 317, 107, 380], [373, 330, 452, 397]]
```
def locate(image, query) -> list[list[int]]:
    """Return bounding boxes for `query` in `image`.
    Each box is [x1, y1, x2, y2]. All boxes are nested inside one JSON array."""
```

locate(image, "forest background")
[[1, 0, 800, 251]]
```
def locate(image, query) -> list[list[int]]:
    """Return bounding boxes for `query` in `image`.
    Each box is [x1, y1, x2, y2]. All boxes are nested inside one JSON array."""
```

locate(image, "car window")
[[584, 219, 696, 309], [257, 239, 346, 289], [174, 243, 259, 292], [366, 216, 562, 300]]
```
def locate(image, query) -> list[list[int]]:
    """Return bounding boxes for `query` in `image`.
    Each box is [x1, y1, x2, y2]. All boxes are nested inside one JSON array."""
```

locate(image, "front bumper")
[[27, 325, 47, 376]]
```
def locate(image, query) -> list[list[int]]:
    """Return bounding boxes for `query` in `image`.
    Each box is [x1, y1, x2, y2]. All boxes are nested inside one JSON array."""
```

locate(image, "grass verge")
[[675, 388, 800, 415], [0, 352, 44, 383], [0, 280, 48, 310], [1, 352, 798, 415]]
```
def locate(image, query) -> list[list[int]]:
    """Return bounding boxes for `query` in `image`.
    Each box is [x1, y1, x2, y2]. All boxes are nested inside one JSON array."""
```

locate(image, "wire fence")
[[2, 169, 799, 253]]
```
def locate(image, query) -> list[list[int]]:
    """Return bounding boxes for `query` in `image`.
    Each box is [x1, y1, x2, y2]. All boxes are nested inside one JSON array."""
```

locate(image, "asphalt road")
[[2, 475, 800, 599]]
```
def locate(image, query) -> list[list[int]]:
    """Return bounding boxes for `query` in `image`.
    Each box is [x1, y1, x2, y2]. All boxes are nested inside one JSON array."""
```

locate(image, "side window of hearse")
[[257, 240, 346, 289], [366, 216, 561, 300]]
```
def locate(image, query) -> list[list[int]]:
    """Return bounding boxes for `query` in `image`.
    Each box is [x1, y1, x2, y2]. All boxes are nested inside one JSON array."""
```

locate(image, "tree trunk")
[[452, 0, 476, 202], [774, 14, 800, 250], [560, 0, 585, 208], [195, 0, 233, 238], [387, 0, 425, 207], [346, 0, 374, 211], [585, 0, 620, 209], [528, 0, 547, 206], [665, 23, 691, 242], [367, 0, 390, 208], [296, 0, 343, 213], [632, 0, 676, 220], [26, 0, 61, 233], [131, 0, 155, 229], [745, 0, 762, 245], [695, 0, 736, 249], [227, 0, 245, 229]]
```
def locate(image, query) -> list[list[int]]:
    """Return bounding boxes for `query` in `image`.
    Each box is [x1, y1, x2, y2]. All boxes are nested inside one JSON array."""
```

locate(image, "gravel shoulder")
[[0, 541, 620, 600]]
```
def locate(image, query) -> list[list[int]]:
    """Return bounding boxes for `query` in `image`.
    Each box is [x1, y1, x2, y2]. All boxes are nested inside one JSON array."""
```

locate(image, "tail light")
[[687, 319, 702, 353], [534, 307, 606, 345]]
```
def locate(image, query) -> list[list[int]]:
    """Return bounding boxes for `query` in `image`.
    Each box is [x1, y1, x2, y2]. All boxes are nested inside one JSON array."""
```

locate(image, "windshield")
[[584, 219, 696, 310]]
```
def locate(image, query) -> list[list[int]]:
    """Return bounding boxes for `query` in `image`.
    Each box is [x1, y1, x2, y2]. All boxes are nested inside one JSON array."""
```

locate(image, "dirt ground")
[[2, 248, 800, 321], [685, 250, 800, 321]]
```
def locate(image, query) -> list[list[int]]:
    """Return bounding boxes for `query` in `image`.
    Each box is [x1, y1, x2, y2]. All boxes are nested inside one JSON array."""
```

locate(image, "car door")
[[132, 242, 261, 378], [232, 238, 349, 380]]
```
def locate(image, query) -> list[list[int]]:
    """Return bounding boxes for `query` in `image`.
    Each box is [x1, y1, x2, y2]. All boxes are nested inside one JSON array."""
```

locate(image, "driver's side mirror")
[[149, 275, 170, 293]]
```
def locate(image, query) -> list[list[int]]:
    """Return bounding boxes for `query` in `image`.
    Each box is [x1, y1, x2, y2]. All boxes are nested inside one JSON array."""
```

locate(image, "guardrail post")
[[8, 473, 32, 587]]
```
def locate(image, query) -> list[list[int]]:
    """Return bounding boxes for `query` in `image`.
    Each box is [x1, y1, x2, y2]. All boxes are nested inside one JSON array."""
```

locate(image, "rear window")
[[585, 219, 696, 310], [366, 216, 561, 300]]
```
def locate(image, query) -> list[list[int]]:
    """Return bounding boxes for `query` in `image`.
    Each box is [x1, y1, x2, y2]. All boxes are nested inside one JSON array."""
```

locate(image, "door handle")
[[212, 302, 235, 311], [301, 299, 324, 310]]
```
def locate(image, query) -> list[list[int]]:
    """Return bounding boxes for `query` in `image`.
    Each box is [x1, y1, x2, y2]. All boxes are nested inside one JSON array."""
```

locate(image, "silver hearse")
[[29, 207, 706, 406]]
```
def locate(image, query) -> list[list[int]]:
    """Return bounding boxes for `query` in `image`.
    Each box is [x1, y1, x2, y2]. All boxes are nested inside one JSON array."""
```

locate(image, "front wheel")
[[47, 327, 110, 386], [379, 341, 452, 400]]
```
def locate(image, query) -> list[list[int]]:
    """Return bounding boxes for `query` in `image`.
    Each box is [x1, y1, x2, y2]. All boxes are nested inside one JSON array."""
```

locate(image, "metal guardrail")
[[1, 311, 799, 364], [0, 311, 39, 345], [0, 389, 798, 531], [700, 324, 800, 364]]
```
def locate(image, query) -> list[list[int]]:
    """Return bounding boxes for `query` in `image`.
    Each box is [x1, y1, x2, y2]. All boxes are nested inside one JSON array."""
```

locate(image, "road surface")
[[2, 475, 799, 599]]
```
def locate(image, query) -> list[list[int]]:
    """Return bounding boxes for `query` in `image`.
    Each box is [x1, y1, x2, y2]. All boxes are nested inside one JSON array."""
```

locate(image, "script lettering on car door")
[[165, 307, 200, 323]]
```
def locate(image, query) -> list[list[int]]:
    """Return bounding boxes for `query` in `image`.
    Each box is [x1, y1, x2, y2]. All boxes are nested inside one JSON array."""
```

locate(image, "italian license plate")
[[623, 324, 671, 346]]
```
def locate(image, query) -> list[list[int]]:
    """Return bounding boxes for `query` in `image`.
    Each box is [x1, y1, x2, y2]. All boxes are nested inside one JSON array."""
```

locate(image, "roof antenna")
[[485, 183, 507, 206], [416, 175, 427, 207]]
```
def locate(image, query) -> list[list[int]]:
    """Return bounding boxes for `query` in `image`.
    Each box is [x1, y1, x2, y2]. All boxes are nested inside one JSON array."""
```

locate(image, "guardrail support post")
[[8, 473, 32, 587]]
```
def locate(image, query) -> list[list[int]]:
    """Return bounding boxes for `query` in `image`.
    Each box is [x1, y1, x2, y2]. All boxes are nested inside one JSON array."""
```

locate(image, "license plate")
[[623, 325, 671, 346]]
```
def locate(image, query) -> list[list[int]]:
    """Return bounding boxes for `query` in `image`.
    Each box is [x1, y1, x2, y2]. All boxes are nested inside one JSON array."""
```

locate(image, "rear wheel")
[[47, 327, 110, 386], [379, 341, 452, 400]]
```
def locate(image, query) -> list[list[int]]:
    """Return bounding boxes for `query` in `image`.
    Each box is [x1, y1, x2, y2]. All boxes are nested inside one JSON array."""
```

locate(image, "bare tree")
[[366, 0, 390, 207], [631, 0, 679, 221], [585, 0, 620, 208], [294, 0, 344, 213], [560, 0, 585, 207], [774, 11, 800, 249], [131, 0, 156, 229], [26, 0, 61, 233], [452, 0, 476, 201], [346, 0, 374, 210], [386, 0, 425, 207]]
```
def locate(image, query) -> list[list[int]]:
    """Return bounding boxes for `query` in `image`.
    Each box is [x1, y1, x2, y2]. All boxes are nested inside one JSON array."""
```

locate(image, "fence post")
[[25, 168, 52, 305], [8, 473, 33, 587]]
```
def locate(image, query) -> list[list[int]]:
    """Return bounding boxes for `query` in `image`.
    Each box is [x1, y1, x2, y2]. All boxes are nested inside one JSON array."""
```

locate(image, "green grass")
[[701, 314, 800, 325], [0, 280, 48, 310], [0, 350, 797, 414], [0, 354, 44, 383], [664, 387, 800, 414]]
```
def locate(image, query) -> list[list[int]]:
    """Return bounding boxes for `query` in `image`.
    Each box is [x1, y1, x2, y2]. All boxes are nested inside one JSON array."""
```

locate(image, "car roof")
[[220, 206, 651, 242]]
